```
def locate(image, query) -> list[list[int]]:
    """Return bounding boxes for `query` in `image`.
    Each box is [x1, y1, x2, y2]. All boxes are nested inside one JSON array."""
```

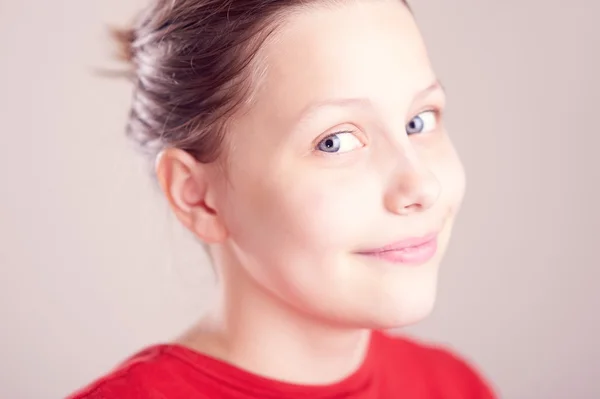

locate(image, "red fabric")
[[68, 331, 495, 398]]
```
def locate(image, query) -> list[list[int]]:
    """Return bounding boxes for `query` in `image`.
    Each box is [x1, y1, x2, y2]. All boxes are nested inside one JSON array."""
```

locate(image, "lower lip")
[[358, 237, 438, 265]]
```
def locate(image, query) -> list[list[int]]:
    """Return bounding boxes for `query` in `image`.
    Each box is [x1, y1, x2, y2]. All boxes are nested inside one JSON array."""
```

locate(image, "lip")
[[356, 232, 439, 265]]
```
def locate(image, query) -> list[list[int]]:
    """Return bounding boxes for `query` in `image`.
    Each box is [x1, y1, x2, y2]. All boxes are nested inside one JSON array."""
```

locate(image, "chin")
[[289, 255, 444, 331], [353, 270, 440, 330], [367, 292, 438, 330], [388, 295, 437, 327]]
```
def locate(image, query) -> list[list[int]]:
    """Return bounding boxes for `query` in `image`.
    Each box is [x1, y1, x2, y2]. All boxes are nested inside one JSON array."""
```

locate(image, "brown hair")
[[114, 0, 408, 164]]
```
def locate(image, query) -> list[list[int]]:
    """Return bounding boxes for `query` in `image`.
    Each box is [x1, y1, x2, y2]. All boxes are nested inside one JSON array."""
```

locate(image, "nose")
[[384, 157, 441, 216]]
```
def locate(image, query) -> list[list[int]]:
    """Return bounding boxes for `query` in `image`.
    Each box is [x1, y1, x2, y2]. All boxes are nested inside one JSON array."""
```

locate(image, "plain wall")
[[0, 1, 598, 398]]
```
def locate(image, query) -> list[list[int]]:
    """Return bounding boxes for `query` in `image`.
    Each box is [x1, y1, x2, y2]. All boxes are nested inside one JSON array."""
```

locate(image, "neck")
[[178, 248, 373, 385]]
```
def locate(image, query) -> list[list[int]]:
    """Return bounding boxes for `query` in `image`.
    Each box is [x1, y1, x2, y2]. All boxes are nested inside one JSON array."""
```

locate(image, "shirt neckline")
[[153, 330, 385, 399]]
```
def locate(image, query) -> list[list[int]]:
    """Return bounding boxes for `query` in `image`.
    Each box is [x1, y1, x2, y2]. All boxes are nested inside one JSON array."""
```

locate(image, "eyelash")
[[313, 129, 364, 155], [312, 106, 444, 154], [412, 107, 443, 126]]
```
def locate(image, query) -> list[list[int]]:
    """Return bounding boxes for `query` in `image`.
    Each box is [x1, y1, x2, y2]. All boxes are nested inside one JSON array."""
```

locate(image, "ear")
[[155, 148, 228, 243]]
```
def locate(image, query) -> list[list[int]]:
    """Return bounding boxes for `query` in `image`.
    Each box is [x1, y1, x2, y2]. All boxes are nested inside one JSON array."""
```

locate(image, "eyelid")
[[410, 88, 446, 115], [313, 126, 366, 147], [310, 127, 367, 158], [410, 105, 443, 120], [408, 107, 443, 130]]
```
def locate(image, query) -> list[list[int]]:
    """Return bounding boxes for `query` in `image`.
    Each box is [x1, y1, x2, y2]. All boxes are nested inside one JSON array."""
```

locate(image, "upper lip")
[[356, 232, 438, 254]]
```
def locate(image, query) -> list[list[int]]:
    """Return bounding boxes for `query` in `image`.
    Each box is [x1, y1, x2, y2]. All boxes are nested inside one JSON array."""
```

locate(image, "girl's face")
[[213, 0, 466, 328]]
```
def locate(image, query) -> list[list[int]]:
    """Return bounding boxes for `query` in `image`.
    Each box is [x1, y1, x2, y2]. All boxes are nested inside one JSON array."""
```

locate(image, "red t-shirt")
[[68, 331, 495, 398]]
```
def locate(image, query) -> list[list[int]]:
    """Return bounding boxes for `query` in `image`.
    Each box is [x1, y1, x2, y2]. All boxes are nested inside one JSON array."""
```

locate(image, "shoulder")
[[374, 331, 497, 398], [66, 345, 201, 399]]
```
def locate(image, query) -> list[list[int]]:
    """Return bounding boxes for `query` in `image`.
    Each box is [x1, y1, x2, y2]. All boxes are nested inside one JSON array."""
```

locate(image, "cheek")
[[220, 168, 378, 305], [426, 135, 466, 213], [263, 176, 375, 252], [448, 151, 466, 212], [225, 164, 378, 258]]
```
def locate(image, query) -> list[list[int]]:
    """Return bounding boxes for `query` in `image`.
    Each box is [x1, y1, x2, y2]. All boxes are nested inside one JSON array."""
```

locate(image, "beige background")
[[1, 0, 598, 398]]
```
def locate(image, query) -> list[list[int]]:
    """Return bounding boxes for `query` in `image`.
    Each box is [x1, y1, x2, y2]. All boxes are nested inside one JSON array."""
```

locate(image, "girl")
[[70, 0, 496, 397]]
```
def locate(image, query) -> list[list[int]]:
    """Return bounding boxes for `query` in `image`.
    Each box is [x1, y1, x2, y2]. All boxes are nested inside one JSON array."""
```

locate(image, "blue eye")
[[317, 131, 363, 153], [406, 110, 438, 135]]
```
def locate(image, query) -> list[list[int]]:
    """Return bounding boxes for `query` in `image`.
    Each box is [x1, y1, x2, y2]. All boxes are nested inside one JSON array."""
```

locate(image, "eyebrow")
[[415, 79, 445, 101], [293, 79, 445, 124]]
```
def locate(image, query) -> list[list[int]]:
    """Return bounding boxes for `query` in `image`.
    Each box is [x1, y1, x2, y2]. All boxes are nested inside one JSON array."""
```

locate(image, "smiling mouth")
[[355, 232, 439, 265]]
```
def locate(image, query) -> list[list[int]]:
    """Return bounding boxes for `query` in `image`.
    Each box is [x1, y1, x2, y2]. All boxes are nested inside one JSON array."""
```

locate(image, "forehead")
[[254, 1, 435, 120]]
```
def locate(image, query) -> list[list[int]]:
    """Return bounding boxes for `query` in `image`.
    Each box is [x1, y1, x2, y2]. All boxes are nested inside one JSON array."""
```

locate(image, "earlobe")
[[155, 148, 228, 243]]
